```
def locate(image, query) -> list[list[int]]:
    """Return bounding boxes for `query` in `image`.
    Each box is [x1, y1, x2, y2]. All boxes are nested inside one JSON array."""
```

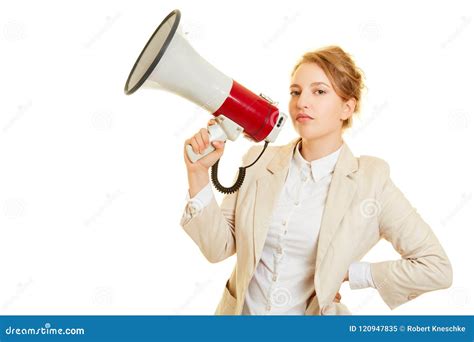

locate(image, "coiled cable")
[[211, 141, 269, 194]]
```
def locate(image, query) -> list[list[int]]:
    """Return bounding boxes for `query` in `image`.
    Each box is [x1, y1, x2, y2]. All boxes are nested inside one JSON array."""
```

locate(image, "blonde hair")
[[291, 46, 365, 131]]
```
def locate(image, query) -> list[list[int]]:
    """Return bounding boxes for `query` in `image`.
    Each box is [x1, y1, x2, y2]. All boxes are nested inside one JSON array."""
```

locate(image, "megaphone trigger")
[[185, 142, 216, 164]]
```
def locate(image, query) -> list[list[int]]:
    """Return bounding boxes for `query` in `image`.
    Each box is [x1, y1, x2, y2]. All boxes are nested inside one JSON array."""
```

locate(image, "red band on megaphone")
[[213, 81, 279, 142]]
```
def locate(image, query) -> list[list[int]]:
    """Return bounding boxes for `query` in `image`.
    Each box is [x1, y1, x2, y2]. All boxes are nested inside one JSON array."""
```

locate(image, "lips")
[[296, 113, 314, 120]]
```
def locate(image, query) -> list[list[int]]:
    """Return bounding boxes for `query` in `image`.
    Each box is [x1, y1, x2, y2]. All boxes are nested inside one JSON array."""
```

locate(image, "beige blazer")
[[181, 137, 453, 315]]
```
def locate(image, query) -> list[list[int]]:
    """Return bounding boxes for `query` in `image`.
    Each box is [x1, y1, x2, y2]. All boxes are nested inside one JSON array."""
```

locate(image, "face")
[[289, 62, 355, 141]]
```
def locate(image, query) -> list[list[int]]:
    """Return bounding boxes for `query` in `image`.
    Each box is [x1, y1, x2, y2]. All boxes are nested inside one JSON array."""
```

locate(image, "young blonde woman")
[[180, 46, 453, 315]]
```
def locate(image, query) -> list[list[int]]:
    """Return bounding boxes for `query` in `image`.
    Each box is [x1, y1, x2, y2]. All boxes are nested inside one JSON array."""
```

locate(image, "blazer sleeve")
[[180, 146, 256, 263], [370, 160, 453, 310]]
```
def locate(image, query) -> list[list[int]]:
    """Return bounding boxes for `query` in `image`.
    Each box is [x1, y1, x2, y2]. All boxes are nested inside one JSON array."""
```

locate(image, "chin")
[[296, 127, 326, 141]]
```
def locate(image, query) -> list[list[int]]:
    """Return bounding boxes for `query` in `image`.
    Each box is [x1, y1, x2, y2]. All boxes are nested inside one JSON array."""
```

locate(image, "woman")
[[180, 46, 453, 315]]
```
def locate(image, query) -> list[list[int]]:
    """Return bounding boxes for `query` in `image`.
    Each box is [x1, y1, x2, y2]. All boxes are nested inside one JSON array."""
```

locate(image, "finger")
[[199, 128, 209, 147], [211, 140, 224, 149], [193, 134, 204, 154], [191, 137, 203, 154], [195, 134, 206, 154]]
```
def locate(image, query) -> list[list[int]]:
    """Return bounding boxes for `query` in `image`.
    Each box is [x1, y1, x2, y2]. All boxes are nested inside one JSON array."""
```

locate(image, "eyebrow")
[[290, 82, 330, 88]]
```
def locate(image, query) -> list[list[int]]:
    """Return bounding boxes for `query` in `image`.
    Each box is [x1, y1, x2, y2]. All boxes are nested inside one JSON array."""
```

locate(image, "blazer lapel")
[[314, 142, 358, 302], [253, 137, 300, 266]]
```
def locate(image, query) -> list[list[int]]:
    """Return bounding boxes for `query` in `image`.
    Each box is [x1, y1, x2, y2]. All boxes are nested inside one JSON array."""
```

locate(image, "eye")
[[313, 89, 326, 95], [290, 90, 300, 96]]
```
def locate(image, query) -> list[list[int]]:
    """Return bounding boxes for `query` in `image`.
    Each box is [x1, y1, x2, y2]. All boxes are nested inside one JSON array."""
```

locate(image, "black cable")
[[211, 141, 270, 194]]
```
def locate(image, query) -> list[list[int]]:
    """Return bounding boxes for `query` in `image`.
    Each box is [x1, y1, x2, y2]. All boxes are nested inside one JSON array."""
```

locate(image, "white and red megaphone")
[[124, 9, 288, 193]]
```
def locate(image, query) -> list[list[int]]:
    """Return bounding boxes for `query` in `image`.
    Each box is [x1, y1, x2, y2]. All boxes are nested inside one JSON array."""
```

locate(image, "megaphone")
[[124, 9, 288, 194]]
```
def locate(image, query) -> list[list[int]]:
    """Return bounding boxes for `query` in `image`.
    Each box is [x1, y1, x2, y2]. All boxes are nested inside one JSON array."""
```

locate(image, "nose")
[[296, 90, 311, 110]]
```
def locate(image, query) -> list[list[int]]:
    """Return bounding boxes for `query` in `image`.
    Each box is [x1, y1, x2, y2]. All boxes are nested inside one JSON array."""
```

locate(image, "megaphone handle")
[[186, 122, 227, 163], [186, 143, 216, 163]]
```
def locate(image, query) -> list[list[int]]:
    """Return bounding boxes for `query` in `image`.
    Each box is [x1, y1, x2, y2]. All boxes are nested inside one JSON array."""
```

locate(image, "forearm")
[[182, 171, 238, 263], [181, 146, 256, 263], [374, 210, 453, 310], [181, 196, 237, 263], [187, 171, 210, 198]]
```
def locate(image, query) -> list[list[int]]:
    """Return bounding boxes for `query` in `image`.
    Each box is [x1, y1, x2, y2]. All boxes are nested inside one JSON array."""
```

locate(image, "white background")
[[0, 0, 473, 315]]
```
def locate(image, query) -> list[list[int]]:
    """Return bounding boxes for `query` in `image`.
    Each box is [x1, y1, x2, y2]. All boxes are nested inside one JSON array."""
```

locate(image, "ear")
[[340, 98, 356, 121]]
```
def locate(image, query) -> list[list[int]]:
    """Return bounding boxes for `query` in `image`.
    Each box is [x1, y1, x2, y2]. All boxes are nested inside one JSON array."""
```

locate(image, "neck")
[[299, 132, 343, 162]]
